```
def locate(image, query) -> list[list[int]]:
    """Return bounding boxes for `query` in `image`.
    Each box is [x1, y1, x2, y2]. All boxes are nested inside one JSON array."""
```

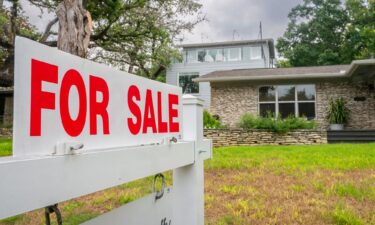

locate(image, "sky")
[[19, 0, 304, 47], [180, 0, 303, 44]]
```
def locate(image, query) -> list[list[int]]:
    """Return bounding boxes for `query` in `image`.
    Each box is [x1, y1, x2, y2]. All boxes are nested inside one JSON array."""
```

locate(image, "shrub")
[[239, 113, 315, 133], [203, 110, 225, 129], [327, 97, 350, 124]]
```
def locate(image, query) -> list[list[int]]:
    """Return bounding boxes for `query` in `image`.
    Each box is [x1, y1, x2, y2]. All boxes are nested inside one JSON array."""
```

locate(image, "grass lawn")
[[0, 138, 12, 157], [1, 141, 375, 225]]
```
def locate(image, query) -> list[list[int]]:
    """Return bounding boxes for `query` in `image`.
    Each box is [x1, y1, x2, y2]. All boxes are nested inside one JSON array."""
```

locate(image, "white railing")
[[0, 95, 212, 225]]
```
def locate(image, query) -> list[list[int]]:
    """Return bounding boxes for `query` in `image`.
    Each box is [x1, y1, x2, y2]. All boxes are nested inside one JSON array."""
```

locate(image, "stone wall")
[[3, 96, 13, 125], [204, 129, 327, 147], [315, 82, 375, 129], [210, 83, 258, 127], [0, 128, 12, 137], [210, 82, 375, 130]]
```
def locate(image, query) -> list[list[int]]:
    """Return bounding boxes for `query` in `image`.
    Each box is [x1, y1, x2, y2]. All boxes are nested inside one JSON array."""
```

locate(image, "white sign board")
[[82, 188, 174, 225], [13, 37, 182, 156]]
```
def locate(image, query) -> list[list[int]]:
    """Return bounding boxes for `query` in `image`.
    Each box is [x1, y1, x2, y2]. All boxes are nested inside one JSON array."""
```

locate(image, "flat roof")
[[194, 59, 375, 83], [177, 39, 275, 59]]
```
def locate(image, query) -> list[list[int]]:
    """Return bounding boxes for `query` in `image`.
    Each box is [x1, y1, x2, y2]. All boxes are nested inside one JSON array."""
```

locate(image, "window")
[[258, 85, 316, 119], [243, 46, 263, 60], [250, 46, 262, 60], [179, 72, 199, 94], [197, 50, 206, 62], [186, 50, 197, 63], [226, 48, 241, 61]]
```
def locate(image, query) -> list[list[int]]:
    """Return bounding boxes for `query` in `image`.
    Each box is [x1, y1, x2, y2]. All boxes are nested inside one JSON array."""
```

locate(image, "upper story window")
[[187, 50, 197, 63], [243, 46, 263, 60], [226, 48, 241, 61], [197, 50, 206, 62], [250, 46, 262, 60], [179, 72, 199, 94], [258, 85, 316, 119], [182, 45, 265, 64]]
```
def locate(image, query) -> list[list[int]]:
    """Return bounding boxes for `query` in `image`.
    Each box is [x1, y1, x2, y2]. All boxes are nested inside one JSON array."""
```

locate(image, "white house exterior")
[[166, 39, 275, 108]]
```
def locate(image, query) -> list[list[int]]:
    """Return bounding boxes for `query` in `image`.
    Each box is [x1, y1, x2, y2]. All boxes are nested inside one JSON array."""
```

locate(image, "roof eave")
[[193, 72, 348, 83]]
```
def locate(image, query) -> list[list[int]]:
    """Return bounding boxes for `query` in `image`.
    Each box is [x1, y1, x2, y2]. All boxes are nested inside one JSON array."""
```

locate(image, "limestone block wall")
[[0, 128, 12, 137], [315, 82, 375, 129], [204, 129, 327, 147], [3, 96, 13, 125], [210, 82, 375, 130], [210, 83, 258, 127]]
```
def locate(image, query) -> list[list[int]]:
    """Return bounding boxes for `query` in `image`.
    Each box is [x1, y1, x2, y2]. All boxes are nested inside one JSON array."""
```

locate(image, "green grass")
[[327, 204, 364, 225], [331, 182, 375, 201], [206, 143, 375, 171], [0, 138, 12, 157], [1, 140, 375, 225]]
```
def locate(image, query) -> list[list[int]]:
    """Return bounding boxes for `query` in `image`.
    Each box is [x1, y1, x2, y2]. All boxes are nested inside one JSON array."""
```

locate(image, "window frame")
[[226, 47, 242, 61], [257, 85, 316, 119], [178, 72, 200, 94]]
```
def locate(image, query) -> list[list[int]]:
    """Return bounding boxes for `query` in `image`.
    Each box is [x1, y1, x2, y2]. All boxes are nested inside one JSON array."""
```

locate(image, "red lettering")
[[30, 59, 58, 136], [168, 94, 179, 132], [89, 75, 110, 135], [157, 92, 168, 133], [143, 89, 157, 133], [127, 85, 142, 135], [60, 69, 87, 137]]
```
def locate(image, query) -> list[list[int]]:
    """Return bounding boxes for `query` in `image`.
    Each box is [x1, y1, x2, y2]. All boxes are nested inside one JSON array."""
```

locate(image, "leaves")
[[327, 97, 350, 124], [276, 0, 375, 67]]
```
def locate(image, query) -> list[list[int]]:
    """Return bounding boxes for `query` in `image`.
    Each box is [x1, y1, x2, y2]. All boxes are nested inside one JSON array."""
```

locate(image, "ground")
[[0, 139, 374, 225]]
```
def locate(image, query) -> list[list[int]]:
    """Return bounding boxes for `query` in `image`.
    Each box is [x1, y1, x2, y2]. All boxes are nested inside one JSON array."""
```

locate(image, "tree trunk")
[[56, 0, 92, 57]]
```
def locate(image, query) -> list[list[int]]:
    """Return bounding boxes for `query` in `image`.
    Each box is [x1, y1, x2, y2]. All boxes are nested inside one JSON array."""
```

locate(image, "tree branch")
[[40, 17, 58, 43]]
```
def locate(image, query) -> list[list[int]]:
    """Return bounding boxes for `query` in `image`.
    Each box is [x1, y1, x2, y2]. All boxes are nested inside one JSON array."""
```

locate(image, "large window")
[[250, 46, 262, 60], [258, 85, 316, 119], [186, 50, 197, 63], [179, 72, 199, 94], [184, 45, 264, 63], [226, 48, 241, 61]]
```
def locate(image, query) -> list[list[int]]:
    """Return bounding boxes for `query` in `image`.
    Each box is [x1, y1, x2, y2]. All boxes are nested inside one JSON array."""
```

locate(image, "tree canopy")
[[276, 0, 375, 67], [0, 0, 204, 86]]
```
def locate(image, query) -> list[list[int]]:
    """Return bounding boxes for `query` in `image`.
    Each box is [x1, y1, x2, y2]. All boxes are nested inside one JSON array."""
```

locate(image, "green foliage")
[[327, 98, 350, 124], [0, 138, 12, 157], [345, 0, 375, 59], [276, 0, 375, 67], [238, 113, 315, 133], [27, 0, 203, 80], [328, 204, 364, 225], [204, 110, 225, 129], [0, 215, 24, 225], [205, 143, 375, 171], [62, 214, 99, 225], [276, 59, 292, 68], [0, 0, 203, 84], [331, 182, 375, 201]]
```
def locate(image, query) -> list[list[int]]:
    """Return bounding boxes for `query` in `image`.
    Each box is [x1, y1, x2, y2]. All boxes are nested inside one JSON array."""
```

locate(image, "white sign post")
[[0, 37, 212, 225]]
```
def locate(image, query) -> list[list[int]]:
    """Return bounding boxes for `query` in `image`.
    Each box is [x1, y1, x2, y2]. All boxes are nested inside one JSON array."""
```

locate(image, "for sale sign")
[[13, 37, 182, 156]]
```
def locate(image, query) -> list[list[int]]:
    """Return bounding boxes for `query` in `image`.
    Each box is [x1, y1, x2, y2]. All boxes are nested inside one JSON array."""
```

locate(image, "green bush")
[[203, 110, 225, 129], [239, 113, 315, 133], [327, 97, 350, 124]]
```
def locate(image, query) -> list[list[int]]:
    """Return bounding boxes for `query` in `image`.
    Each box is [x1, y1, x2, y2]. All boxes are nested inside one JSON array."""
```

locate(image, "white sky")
[[19, 0, 304, 55]]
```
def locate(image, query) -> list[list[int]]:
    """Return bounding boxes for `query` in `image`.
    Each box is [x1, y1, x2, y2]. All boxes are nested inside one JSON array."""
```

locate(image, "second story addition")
[[166, 39, 275, 108], [177, 39, 275, 67]]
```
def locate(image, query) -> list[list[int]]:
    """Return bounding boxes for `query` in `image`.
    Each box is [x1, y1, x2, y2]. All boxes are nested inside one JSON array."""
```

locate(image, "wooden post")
[[173, 95, 205, 225], [56, 0, 92, 57]]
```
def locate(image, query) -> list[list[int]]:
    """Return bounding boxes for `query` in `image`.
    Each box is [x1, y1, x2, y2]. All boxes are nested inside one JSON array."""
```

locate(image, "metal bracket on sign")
[[45, 204, 62, 225], [54, 142, 84, 155], [152, 173, 165, 201]]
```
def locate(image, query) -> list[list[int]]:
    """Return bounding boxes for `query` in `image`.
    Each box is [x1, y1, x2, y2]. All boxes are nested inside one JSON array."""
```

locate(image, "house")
[[166, 39, 275, 108], [194, 60, 375, 130]]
